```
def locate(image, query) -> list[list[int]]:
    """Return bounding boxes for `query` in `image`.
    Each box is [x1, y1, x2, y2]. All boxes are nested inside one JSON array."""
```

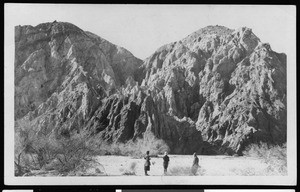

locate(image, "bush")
[[98, 132, 170, 158], [45, 133, 99, 173], [15, 119, 40, 176], [15, 119, 104, 176], [15, 119, 169, 176], [168, 165, 205, 176], [137, 131, 170, 157], [243, 142, 287, 175], [120, 161, 137, 175]]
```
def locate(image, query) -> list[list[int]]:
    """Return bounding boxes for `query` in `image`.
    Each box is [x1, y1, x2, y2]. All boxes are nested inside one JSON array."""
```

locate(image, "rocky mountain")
[[15, 22, 286, 155]]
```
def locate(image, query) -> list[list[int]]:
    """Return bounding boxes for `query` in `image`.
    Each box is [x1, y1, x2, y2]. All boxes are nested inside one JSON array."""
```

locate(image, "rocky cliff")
[[138, 26, 286, 154], [15, 22, 286, 155], [15, 21, 142, 139]]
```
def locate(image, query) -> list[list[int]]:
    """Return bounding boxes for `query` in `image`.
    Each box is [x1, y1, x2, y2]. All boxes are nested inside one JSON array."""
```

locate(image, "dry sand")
[[96, 155, 269, 176]]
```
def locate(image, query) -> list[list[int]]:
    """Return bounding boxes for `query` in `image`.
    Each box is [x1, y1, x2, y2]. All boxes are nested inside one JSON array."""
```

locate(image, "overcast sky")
[[5, 4, 295, 59]]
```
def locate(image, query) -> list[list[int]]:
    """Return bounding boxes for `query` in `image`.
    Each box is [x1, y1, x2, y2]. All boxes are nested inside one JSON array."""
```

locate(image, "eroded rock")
[[15, 23, 286, 155]]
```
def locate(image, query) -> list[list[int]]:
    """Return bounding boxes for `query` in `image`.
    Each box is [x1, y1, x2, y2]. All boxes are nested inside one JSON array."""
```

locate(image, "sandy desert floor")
[[94, 155, 269, 176]]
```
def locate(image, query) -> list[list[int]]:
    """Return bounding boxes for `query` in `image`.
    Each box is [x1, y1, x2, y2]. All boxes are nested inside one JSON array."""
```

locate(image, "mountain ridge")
[[15, 21, 286, 155]]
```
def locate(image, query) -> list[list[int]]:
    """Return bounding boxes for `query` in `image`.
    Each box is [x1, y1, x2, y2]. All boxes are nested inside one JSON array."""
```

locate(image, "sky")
[[5, 4, 295, 59]]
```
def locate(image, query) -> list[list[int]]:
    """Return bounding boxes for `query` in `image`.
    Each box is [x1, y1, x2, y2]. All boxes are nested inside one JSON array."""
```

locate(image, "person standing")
[[144, 151, 151, 176], [163, 151, 170, 174], [191, 152, 199, 175]]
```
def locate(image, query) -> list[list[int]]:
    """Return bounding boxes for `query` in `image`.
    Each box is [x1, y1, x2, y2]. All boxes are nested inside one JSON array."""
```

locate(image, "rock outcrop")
[[15, 22, 286, 155], [15, 21, 142, 134], [138, 26, 286, 154]]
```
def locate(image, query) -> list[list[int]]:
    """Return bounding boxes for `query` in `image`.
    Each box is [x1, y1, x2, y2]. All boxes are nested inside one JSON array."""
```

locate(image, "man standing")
[[163, 151, 170, 174], [191, 152, 199, 175], [144, 151, 151, 176]]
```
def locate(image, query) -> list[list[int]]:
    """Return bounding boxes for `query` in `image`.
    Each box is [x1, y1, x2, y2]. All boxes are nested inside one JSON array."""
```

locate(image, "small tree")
[[15, 118, 104, 176]]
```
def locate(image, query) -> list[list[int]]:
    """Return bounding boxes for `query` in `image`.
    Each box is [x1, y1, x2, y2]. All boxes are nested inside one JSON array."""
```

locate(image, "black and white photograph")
[[4, 4, 296, 185]]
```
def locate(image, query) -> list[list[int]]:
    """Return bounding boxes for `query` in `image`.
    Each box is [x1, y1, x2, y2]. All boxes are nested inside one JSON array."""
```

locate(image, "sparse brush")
[[129, 161, 137, 170], [168, 165, 204, 176], [15, 119, 104, 176], [243, 142, 287, 175], [120, 161, 137, 175], [98, 132, 170, 158]]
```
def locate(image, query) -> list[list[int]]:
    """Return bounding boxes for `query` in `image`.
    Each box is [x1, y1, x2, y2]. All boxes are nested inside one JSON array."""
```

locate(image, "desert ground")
[[94, 155, 269, 176]]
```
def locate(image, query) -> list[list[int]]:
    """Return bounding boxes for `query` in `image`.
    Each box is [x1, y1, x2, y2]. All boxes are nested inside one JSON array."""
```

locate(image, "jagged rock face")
[[15, 23, 286, 155], [139, 26, 286, 154], [86, 88, 203, 154], [14, 22, 142, 135], [84, 31, 143, 86]]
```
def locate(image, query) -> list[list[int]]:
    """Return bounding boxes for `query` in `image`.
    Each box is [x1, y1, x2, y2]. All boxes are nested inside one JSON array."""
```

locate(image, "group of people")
[[143, 151, 199, 176]]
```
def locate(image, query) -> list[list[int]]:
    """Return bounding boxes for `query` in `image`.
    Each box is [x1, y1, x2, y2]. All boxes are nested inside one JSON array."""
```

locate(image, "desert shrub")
[[168, 165, 204, 176], [45, 133, 99, 173], [68, 160, 107, 176], [15, 119, 40, 175], [138, 132, 170, 157], [120, 161, 137, 175], [98, 132, 170, 158], [15, 119, 104, 176], [243, 142, 287, 175], [15, 118, 169, 175]]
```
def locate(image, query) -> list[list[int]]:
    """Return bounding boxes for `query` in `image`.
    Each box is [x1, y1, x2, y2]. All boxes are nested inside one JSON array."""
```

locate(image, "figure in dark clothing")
[[163, 152, 170, 174], [144, 151, 151, 176], [191, 152, 199, 175]]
